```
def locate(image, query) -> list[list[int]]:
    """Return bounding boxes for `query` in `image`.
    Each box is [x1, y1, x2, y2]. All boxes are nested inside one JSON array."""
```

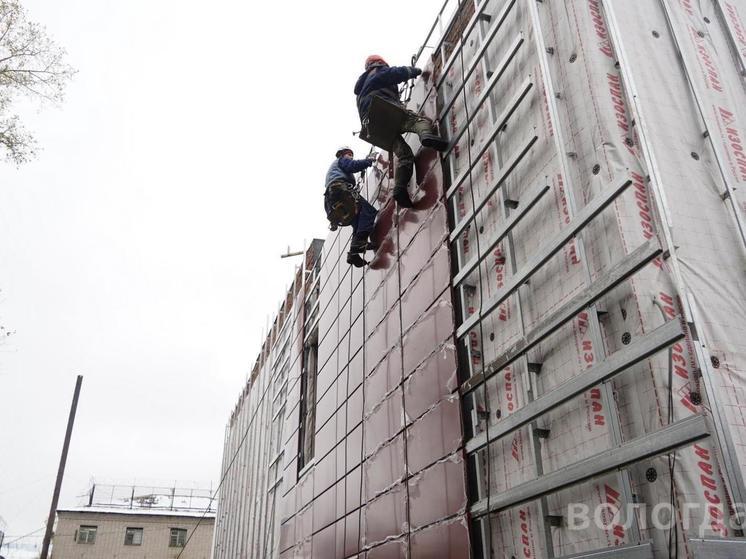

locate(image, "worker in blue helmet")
[[324, 146, 378, 267]]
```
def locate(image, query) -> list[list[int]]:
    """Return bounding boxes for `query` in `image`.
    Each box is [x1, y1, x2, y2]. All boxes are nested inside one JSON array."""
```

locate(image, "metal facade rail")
[[470, 414, 710, 517]]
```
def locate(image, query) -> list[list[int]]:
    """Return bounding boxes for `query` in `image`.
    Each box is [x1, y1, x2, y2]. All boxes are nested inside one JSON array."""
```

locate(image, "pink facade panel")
[[403, 343, 458, 421], [365, 538, 408, 559], [363, 389, 404, 458], [405, 396, 462, 474], [409, 516, 470, 559], [364, 347, 403, 415], [361, 483, 408, 548], [408, 457, 467, 530]]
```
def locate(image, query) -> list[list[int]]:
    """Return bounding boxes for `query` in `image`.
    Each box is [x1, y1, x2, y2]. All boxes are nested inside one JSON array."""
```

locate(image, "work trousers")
[[391, 110, 438, 188], [350, 197, 377, 253]]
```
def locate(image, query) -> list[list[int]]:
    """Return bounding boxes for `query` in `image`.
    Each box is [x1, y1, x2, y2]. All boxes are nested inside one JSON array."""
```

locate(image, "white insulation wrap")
[[440, 0, 746, 557]]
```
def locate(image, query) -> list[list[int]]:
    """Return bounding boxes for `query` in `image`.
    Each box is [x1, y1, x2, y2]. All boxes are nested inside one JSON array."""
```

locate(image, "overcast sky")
[[0, 0, 435, 551]]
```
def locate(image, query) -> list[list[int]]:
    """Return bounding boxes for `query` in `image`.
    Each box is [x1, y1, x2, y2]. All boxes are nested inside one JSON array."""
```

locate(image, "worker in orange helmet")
[[354, 55, 449, 208]]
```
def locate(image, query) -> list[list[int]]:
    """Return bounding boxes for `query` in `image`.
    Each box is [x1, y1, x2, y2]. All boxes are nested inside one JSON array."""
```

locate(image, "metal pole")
[[40, 375, 83, 559]]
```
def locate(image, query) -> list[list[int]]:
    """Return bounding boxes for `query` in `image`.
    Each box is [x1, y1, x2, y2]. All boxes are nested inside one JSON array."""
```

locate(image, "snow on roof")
[[56, 506, 215, 519]]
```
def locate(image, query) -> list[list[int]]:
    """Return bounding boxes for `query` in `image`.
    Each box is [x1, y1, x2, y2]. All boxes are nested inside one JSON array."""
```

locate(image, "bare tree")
[[0, 0, 75, 164]]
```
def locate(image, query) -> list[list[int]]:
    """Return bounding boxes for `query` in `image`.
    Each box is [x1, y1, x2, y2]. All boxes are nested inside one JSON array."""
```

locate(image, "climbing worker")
[[354, 54, 449, 208], [324, 146, 378, 268]]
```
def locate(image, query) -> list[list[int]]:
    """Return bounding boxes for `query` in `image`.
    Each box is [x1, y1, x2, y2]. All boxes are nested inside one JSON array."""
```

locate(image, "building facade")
[[214, 0, 746, 557], [51, 509, 214, 559], [51, 483, 215, 559]]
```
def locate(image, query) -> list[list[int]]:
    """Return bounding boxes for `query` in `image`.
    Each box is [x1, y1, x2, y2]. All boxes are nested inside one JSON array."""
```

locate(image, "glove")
[[410, 67, 423, 78]]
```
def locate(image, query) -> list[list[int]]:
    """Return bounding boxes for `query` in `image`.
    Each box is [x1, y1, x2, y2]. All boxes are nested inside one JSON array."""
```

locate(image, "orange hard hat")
[[365, 55, 388, 70]]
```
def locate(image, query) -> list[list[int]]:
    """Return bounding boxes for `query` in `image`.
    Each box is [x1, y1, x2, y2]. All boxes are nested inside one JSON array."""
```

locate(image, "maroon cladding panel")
[[401, 299, 454, 375], [351, 278, 365, 322], [348, 348, 364, 396], [279, 517, 295, 553], [298, 468, 314, 511], [338, 266, 352, 305], [365, 267, 400, 333], [316, 380, 338, 431], [338, 340, 351, 380], [364, 302, 401, 373], [364, 346, 403, 415], [344, 510, 361, 557], [346, 465, 362, 514], [298, 537, 312, 558], [335, 516, 346, 559], [406, 396, 463, 474], [317, 348, 338, 401], [338, 298, 352, 343], [403, 343, 458, 421], [350, 312, 364, 360], [347, 383, 364, 432], [397, 207, 428, 253], [363, 432, 406, 501], [399, 208, 449, 287], [346, 424, 363, 473], [319, 287, 339, 345], [298, 502, 314, 543], [313, 482, 338, 533], [362, 483, 408, 548], [280, 483, 296, 521], [400, 245, 451, 333], [366, 538, 408, 559], [410, 516, 471, 559], [366, 231, 398, 291], [407, 456, 467, 530], [337, 366, 350, 410], [335, 443, 346, 485], [315, 409, 339, 462], [311, 518, 338, 559], [314, 447, 337, 498], [363, 389, 404, 457]]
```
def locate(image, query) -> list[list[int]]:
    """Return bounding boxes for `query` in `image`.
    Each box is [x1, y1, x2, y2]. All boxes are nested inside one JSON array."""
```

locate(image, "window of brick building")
[[76, 525, 97, 544], [169, 528, 187, 547], [124, 527, 143, 546]]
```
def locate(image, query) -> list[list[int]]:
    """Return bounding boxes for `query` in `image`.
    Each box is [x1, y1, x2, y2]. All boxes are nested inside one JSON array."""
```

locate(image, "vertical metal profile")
[[601, 0, 746, 528], [657, 0, 746, 252], [712, 0, 746, 78], [525, 0, 642, 543], [474, 9, 555, 557], [439, 6, 494, 555]]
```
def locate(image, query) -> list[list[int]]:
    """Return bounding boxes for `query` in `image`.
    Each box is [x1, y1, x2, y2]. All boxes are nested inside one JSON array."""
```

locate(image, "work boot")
[[366, 240, 379, 252], [347, 252, 368, 267], [350, 233, 368, 254], [420, 133, 450, 152], [393, 186, 414, 208]]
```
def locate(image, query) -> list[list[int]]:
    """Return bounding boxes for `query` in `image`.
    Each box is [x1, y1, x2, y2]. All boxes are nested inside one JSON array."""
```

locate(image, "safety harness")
[[324, 181, 359, 228]]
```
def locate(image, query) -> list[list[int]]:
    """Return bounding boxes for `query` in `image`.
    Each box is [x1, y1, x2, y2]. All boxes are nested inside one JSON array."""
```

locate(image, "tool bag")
[[359, 95, 408, 151], [324, 181, 359, 227]]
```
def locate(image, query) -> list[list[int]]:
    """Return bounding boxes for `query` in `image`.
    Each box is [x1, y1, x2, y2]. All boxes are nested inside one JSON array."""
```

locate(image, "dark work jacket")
[[354, 65, 418, 119], [325, 157, 372, 188]]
